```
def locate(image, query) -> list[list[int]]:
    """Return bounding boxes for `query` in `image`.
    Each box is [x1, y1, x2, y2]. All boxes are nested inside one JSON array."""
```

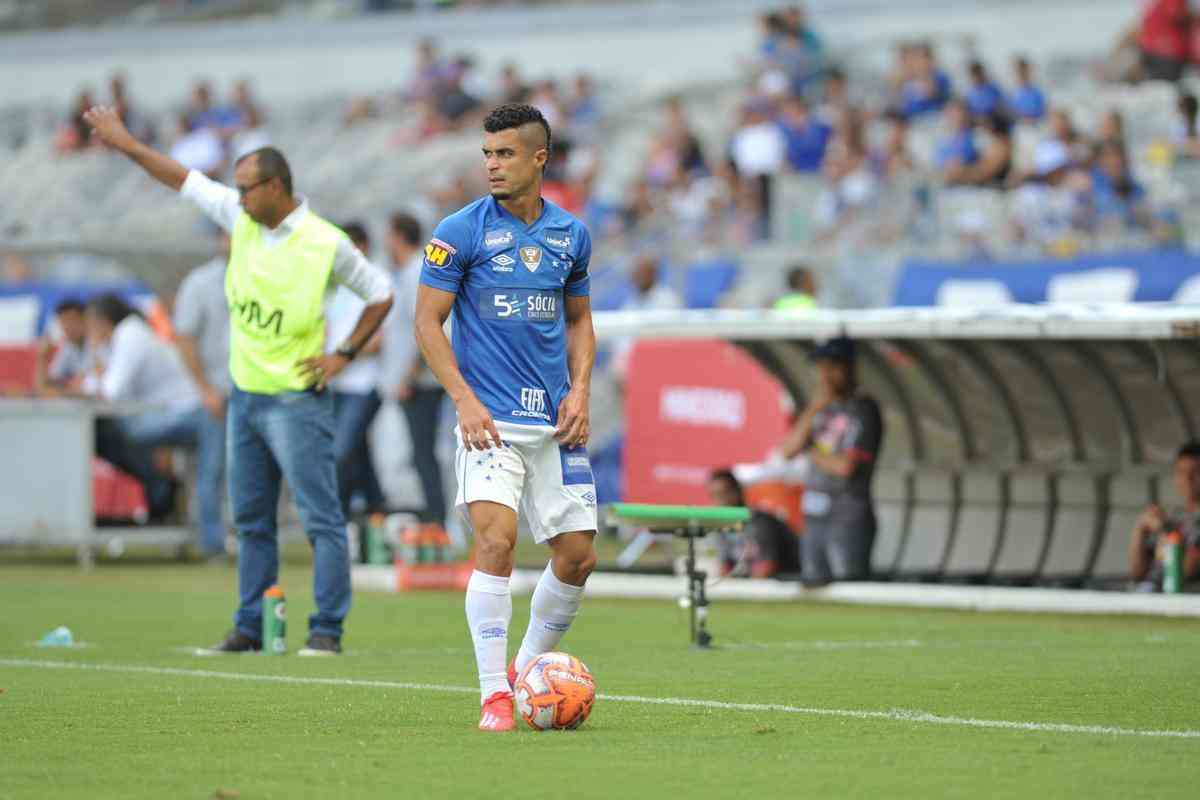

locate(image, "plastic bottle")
[[1163, 531, 1184, 594], [366, 512, 390, 565], [262, 585, 287, 654]]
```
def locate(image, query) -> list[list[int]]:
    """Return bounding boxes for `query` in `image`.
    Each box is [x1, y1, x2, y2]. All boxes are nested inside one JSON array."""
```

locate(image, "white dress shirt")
[[325, 283, 382, 395], [95, 315, 201, 410], [179, 170, 393, 305]]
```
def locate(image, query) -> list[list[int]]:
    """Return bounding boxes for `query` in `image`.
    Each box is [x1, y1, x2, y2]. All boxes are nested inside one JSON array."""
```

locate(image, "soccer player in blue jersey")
[[414, 104, 597, 732]]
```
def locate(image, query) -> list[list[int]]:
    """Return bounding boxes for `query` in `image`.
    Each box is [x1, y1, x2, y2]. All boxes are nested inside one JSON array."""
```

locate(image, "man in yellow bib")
[[85, 106, 394, 656]]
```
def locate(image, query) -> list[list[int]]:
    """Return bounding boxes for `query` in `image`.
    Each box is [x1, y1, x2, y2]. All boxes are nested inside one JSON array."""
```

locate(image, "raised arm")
[[83, 106, 188, 192]]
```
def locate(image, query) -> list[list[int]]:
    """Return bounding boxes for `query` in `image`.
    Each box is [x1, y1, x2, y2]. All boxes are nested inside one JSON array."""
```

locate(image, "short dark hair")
[[708, 468, 745, 504], [1177, 441, 1200, 461], [483, 103, 551, 154], [236, 146, 293, 196], [340, 220, 370, 249], [86, 292, 137, 326], [54, 297, 85, 315], [389, 211, 423, 246]]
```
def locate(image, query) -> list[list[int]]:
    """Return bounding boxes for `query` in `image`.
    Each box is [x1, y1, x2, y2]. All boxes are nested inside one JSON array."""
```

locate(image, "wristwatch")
[[335, 342, 358, 361]]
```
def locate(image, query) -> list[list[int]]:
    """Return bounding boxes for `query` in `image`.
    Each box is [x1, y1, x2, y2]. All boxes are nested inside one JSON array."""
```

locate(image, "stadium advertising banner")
[[624, 339, 789, 504], [893, 249, 1200, 307]]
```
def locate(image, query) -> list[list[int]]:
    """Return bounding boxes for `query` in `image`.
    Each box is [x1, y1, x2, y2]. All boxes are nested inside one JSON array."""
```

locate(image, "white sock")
[[515, 562, 586, 675], [465, 569, 512, 703]]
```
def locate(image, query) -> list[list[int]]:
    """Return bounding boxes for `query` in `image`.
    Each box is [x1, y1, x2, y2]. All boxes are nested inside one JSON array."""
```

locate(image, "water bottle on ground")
[[262, 585, 287, 654]]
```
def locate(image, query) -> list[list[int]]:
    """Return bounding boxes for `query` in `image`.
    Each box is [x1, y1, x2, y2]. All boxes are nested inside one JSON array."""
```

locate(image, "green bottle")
[[262, 585, 287, 654], [366, 513, 390, 565], [1163, 532, 1184, 594]]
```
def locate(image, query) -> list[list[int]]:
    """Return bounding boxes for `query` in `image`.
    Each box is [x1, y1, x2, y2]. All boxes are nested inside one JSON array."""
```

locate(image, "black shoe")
[[198, 629, 262, 655], [298, 633, 342, 657]]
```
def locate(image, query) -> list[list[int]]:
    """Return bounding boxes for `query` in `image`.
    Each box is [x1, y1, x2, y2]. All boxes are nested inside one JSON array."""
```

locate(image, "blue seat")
[[683, 261, 739, 309]]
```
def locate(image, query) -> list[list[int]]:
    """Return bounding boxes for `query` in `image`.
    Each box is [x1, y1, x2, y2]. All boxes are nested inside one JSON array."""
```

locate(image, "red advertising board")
[[624, 339, 791, 505]]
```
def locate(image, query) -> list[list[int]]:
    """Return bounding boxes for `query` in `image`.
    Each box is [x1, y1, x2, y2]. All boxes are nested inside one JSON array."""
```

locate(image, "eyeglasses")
[[236, 177, 273, 198]]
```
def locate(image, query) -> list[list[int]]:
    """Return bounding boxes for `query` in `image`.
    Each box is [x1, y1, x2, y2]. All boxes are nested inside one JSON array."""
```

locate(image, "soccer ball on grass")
[[514, 651, 595, 731]]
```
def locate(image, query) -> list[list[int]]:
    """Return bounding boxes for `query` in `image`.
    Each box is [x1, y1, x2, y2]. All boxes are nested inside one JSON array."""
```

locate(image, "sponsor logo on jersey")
[[544, 230, 571, 249], [484, 229, 513, 248], [479, 289, 560, 322], [519, 245, 542, 272], [424, 237, 456, 268], [490, 253, 515, 272], [520, 387, 547, 415]]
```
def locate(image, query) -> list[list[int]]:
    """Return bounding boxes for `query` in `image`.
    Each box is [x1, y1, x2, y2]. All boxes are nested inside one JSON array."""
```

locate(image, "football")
[[513, 651, 596, 731]]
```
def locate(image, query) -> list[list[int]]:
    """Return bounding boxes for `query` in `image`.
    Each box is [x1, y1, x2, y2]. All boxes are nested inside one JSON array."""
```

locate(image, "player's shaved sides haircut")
[[236, 146, 293, 196], [483, 103, 552, 155]]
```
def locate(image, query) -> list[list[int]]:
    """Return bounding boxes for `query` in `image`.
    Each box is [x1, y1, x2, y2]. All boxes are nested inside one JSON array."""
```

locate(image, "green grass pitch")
[[2, 559, 1198, 799]]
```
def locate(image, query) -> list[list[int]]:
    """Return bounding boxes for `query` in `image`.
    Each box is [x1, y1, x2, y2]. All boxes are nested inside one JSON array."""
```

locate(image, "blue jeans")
[[119, 405, 226, 556], [228, 387, 350, 641], [332, 390, 385, 515]]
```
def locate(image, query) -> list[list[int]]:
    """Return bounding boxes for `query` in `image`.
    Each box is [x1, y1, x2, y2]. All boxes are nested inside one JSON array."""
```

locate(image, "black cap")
[[810, 336, 856, 363]]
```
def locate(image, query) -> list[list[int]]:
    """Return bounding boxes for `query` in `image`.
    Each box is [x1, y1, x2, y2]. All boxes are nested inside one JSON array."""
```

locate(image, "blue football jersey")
[[420, 195, 592, 426]]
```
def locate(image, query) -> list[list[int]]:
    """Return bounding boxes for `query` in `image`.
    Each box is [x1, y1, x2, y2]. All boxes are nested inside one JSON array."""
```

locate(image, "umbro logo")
[[491, 253, 515, 272]]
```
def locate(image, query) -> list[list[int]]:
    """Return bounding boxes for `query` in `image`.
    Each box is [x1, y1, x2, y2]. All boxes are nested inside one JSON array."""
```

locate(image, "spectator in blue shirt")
[[965, 60, 1004, 118], [776, 95, 832, 173], [899, 42, 952, 119], [1008, 56, 1046, 123], [1087, 141, 1148, 228], [935, 98, 979, 180]]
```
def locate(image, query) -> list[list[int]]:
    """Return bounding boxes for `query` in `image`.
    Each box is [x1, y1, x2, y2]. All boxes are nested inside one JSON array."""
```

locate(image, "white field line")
[[2, 658, 1199, 740], [724, 638, 924, 651]]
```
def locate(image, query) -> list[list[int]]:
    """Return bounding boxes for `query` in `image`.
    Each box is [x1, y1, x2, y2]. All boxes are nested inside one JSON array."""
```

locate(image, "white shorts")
[[454, 420, 598, 544]]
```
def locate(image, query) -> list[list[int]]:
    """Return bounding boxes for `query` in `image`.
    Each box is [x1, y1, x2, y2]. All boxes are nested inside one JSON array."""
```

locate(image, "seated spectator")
[[568, 72, 600, 131], [770, 11, 824, 94], [1135, 0, 1191, 83], [778, 337, 883, 584], [814, 113, 879, 234], [437, 57, 483, 125], [946, 112, 1013, 188], [869, 111, 916, 179], [169, 113, 225, 179], [935, 98, 980, 183], [965, 60, 1004, 118], [56, 88, 97, 153], [230, 80, 270, 159], [1095, 108, 1126, 150], [528, 79, 565, 131], [1173, 92, 1200, 157], [1130, 441, 1200, 591], [818, 66, 851, 124], [624, 255, 683, 312], [731, 99, 787, 180], [405, 37, 447, 103], [776, 95, 832, 173], [186, 80, 242, 134], [1010, 140, 1089, 251], [495, 62, 530, 105], [707, 469, 801, 579], [85, 293, 224, 558], [35, 298, 91, 395], [110, 72, 156, 145], [773, 265, 818, 312], [1008, 56, 1047, 122], [1086, 140, 1149, 229], [897, 42, 952, 119]]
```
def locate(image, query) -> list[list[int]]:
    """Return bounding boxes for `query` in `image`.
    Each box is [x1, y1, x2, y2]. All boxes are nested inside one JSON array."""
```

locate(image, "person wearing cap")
[[83, 105, 394, 656], [779, 337, 883, 584]]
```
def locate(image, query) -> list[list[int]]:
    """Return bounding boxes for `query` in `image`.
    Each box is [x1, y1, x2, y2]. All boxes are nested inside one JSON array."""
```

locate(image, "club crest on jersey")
[[424, 238, 457, 268], [519, 246, 542, 272]]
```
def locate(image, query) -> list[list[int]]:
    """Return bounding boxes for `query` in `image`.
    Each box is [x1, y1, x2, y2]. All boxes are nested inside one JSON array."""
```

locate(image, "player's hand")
[[297, 353, 349, 391], [457, 394, 503, 450], [555, 387, 590, 447], [82, 105, 136, 151]]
